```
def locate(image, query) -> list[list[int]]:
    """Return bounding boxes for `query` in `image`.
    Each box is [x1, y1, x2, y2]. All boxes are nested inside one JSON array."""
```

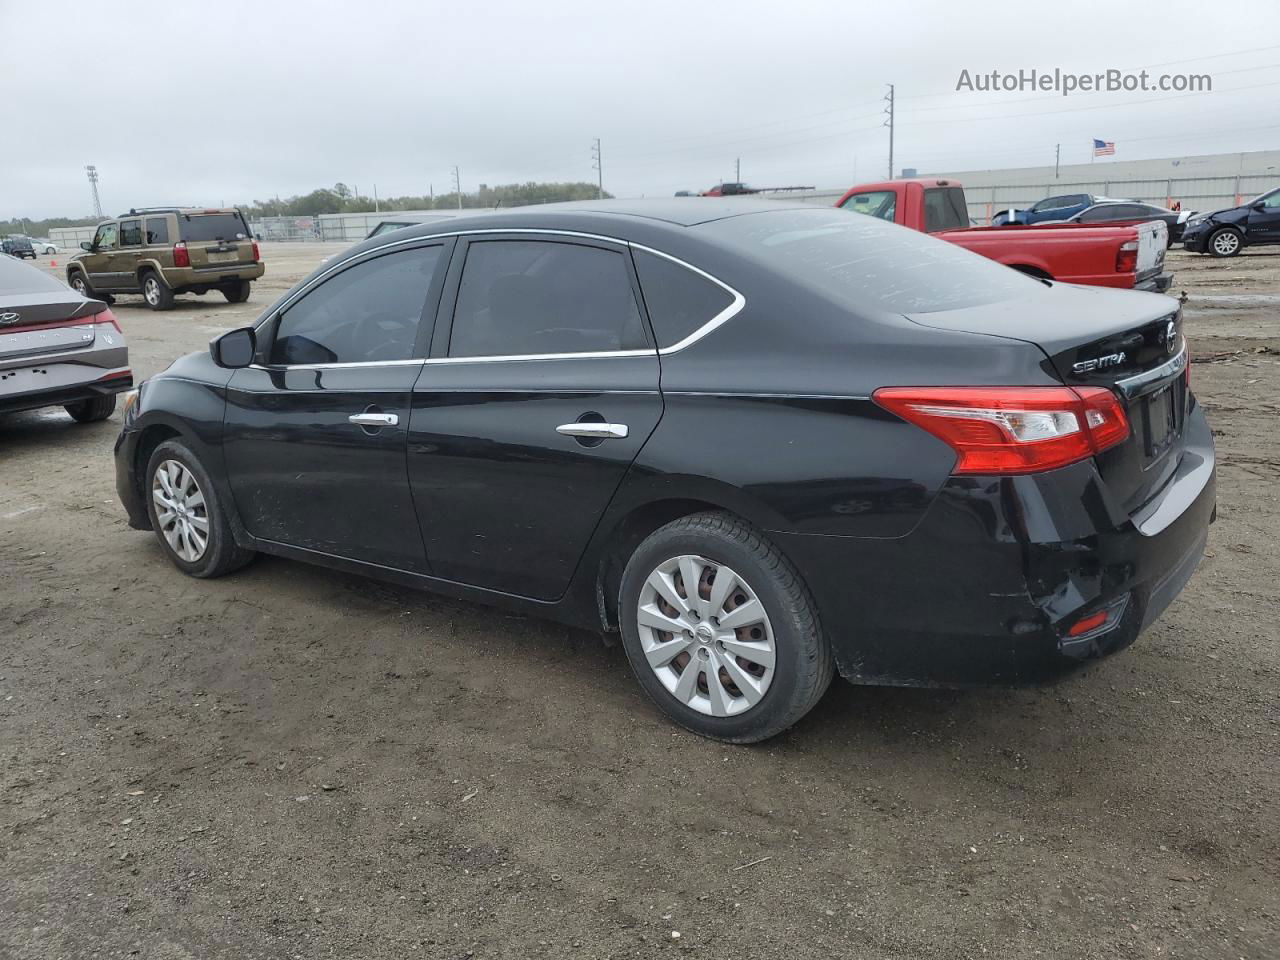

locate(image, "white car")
[[30, 238, 58, 254]]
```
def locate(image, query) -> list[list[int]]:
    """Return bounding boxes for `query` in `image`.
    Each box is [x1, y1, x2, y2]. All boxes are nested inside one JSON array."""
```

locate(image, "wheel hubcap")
[[152, 460, 209, 562], [637, 555, 776, 717]]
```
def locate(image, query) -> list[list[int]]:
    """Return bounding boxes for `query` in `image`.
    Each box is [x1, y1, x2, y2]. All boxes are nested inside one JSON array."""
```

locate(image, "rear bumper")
[[0, 370, 132, 416], [771, 403, 1216, 688], [166, 262, 265, 287], [1136, 271, 1174, 293]]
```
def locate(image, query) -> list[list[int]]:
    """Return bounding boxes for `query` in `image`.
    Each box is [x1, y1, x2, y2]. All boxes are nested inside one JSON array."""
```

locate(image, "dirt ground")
[[1, 242, 1276, 960]]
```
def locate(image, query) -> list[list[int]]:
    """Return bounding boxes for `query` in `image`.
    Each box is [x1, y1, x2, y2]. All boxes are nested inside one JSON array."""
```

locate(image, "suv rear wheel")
[[617, 512, 834, 743], [221, 280, 251, 303], [141, 271, 176, 310]]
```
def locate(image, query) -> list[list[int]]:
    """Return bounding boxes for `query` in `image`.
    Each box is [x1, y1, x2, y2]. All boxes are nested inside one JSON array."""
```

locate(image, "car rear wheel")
[[64, 394, 116, 423], [145, 440, 255, 578], [1208, 227, 1243, 258], [142, 271, 176, 310], [221, 280, 251, 303], [618, 512, 833, 743]]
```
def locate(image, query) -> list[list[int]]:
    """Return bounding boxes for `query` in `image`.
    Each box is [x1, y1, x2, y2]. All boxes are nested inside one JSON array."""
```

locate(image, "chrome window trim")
[[253, 228, 747, 370]]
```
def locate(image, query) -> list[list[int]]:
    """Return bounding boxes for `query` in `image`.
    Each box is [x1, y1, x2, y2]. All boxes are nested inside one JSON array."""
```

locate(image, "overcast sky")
[[3, 0, 1279, 218]]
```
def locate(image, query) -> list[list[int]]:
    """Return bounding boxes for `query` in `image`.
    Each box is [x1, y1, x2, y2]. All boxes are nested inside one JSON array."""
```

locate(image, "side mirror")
[[1251, 201, 1266, 211], [210, 327, 257, 368], [80, 241, 93, 251]]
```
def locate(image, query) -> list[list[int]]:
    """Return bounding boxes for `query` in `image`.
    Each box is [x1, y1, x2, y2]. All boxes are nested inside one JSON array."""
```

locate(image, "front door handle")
[[349, 412, 398, 427], [556, 422, 628, 439]]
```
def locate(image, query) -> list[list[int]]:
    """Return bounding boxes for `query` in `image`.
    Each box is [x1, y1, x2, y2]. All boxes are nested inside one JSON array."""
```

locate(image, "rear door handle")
[[349, 412, 399, 427], [556, 422, 628, 439]]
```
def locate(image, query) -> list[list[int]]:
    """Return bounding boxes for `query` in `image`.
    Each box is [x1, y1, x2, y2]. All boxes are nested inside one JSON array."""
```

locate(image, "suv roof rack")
[[120, 207, 190, 216]]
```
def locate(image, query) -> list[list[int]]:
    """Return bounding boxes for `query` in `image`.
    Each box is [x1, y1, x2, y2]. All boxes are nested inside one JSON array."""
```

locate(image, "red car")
[[835, 179, 1172, 292]]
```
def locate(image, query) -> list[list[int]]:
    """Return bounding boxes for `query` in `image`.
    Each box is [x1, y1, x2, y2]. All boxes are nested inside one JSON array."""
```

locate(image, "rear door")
[[406, 233, 663, 600], [1245, 189, 1280, 242], [223, 239, 451, 571]]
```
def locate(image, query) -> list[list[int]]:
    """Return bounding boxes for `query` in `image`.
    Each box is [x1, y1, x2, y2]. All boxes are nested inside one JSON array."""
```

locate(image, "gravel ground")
[[1, 243, 1276, 960]]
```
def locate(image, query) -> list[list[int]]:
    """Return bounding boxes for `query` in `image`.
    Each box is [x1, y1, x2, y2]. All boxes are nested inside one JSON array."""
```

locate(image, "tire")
[[141, 271, 176, 310], [64, 394, 116, 423], [617, 512, 834, 743], [144, 439, 255, 578], [1208, 227, 1243, 258], [221, 280, 251, 303], [68, 270, 113, 303]]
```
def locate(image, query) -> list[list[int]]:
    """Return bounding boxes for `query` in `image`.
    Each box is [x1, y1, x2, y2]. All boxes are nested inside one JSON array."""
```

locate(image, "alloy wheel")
[[144, 277, 161, 306], [152, 459, 209, 562], [636, 555, 776, 717], [1212, 231, 1240, 255], [71, 276, 87, 296]]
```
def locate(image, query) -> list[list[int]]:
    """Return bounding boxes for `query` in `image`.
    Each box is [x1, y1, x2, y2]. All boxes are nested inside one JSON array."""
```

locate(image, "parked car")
[[992, 193, 1126, 226], [1057, 201, 1191, 245], [114, 201, 1214, 742], [66, 207, 264, 310], [1181, 186, 1280, 257], [31, 238, 59, 255], [2, 236, 36, 259], [365, 212, 465, 239], [835, 179, 1171, 291], [701, 182, 759, 197], [0, 253, 131, 422]]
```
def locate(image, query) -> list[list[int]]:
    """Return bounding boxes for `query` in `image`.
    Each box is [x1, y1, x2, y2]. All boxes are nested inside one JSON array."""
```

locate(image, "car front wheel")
[[144, 440, 255, 578], [618, 512, 833, 743], [1208, 227, 1243, 257]]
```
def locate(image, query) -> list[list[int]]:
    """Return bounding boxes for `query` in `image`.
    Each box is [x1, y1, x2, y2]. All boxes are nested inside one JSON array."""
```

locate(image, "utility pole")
[[883, 84, 895, 179], [1054, 144, 1060, 179], [452, 166, 462, 209], [429, 183, 434, 208], [735, 157, 741, 183], [591, 138, 603, 199], [85, 165, 102, 218], [373, 183, 379, 212]]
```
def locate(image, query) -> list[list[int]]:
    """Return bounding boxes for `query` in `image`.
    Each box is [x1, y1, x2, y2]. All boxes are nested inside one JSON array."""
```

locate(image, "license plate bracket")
[[1144, 384, 1177, 456]]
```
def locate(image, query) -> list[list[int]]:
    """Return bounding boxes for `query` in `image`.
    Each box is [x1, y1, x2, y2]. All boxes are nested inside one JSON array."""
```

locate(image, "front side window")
[[922, 187, 968, 232], [448, 240, 649, 358], [269, 246, 442, 365], [145, 217, 170, 244], [633, 249, 734, 349], [1258, 190, 1280, 209], [120, 220, 142, 246], [840, 190, 896, 222], [94, 223, 118, 250]]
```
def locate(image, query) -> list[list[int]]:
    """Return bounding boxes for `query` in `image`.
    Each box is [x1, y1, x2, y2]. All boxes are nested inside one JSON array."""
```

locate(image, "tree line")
[[2, 181, 612, 236]]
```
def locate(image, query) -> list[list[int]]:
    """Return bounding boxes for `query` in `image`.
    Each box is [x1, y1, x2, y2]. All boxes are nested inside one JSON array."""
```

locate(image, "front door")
[[83, 222, 121, 289], [1245, 189, 1280, 243], [222, 239, 452, 572], [407, 234, 663, 600]]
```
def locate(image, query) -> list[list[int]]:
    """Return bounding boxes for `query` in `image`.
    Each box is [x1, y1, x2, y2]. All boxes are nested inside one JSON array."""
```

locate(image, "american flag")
[[1093, 139, 1115, 157]]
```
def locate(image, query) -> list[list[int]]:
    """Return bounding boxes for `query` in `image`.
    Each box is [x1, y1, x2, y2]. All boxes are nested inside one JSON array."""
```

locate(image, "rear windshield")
[[180, 213, 249, 242], [698, 208, 1040, 314], [0, 255, 69, 295]]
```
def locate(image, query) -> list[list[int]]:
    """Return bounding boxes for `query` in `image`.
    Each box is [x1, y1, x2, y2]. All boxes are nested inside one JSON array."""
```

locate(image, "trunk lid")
[[0, 289, 110, 363], [178, 211, 256, 270], [906, 283, 1188, 513], [1133, 220, 1167, 284]]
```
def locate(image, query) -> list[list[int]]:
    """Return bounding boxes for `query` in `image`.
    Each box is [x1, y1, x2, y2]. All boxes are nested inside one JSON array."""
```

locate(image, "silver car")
[[1, 254, 131, 422]]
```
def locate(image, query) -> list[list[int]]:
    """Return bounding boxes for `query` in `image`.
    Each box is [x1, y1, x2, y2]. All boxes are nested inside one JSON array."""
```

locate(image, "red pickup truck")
[[834, 179, 1172, 292]]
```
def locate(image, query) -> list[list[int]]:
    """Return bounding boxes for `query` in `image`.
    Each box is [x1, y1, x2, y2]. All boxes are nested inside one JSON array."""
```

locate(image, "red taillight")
[[92, 306, 122, 334], [872, 385, 1130, 475], [1115, 239, 1138, 274], [251, 240, 260, 262], [173, 241, 190, 268], [1067, 610, 1109, 637]]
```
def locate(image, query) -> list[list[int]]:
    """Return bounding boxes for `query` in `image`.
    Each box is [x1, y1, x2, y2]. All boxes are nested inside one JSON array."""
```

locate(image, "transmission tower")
[[591, 138, 603, 199], [86, 165, 103, 218]]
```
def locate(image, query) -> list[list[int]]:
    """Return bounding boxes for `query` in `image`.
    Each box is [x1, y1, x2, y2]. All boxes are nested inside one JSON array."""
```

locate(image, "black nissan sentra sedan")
[[113, 200, 1215, 742]]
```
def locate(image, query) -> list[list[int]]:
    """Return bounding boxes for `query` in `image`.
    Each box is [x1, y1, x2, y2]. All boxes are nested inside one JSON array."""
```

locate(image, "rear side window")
[[145, 218, 169, 244], [120, 220, 142, 246], [181, 213, 249, 243], [632, 249, 734, 349], [448, 240, 649, 358], [700, 209, 1040, 314], [270, 246, 442, 365], [922, 188, 968, 232]]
